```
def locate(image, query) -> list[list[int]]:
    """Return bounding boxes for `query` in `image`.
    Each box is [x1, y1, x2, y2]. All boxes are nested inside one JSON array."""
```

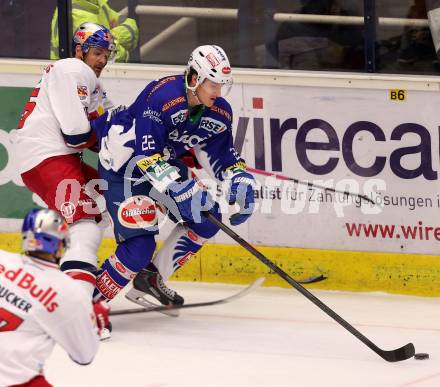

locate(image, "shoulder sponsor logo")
[[210, 105, 232, 122], [199, 117, 226, 134], [77, 86, 88, 100], [142, 108, 162, 124], [148, 76, 177, 97], [117, 195, 158, 229], [171, 109, 188, 125], [162, 96, 186, 112]]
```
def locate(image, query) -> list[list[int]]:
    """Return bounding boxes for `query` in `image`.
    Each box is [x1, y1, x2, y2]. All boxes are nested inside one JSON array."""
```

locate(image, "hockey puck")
[[414, 353, 429, 360]]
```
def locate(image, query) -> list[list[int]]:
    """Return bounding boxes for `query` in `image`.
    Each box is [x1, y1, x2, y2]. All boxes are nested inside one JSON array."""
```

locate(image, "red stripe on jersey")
[[66, 271, 97, 286]]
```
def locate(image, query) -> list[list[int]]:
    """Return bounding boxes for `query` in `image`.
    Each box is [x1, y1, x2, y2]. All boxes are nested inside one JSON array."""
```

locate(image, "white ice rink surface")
[[46, 280, 440, 387]]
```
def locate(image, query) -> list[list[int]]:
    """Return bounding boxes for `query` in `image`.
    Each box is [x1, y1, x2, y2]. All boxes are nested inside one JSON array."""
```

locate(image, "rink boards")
[[1, 59, 440, 296]]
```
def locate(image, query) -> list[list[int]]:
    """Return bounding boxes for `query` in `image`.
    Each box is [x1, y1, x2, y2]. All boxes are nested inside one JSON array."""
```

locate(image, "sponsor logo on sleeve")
[[77, 86, 88, 100]]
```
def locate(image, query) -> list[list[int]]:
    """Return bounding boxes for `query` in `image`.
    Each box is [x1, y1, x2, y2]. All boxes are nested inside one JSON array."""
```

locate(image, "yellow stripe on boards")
[[1, 234, 439, 296]]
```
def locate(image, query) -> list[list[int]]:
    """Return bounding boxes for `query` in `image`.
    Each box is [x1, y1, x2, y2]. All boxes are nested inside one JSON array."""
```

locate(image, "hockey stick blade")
[[203, 212, 415, 363], [297, 274, 326, 284], [125, 288, 180, 317], [377, 343, 416, 363], [110, 277, 265, 316]]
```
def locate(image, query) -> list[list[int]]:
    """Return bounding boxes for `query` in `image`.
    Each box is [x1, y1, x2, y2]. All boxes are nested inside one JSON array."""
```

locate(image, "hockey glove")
[[167, 179, 215, 223], [226, 166, 256, 226]]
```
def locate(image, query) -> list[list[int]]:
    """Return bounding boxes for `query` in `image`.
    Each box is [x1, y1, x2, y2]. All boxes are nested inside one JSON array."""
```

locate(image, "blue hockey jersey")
[[93, 75, 243, 183]]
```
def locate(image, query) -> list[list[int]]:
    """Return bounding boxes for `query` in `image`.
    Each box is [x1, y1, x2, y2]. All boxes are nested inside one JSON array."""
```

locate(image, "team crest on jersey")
[[117, 195, 157, 229], [199, 117, 226, 134]]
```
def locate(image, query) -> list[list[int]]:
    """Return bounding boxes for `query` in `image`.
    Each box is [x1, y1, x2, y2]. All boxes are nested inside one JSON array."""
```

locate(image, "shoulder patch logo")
[[162, 96, 186, 112]]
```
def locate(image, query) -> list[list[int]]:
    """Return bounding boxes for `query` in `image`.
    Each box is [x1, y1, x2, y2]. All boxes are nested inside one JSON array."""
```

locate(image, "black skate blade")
[[125, 288, 180, 317]]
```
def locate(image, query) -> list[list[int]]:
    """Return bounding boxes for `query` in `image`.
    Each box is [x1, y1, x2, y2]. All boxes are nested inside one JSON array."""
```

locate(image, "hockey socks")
[[94, 235, 156, 302]]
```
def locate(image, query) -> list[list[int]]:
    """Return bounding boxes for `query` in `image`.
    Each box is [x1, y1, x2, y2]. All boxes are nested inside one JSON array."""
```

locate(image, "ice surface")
[[46, 281, 440, 387]]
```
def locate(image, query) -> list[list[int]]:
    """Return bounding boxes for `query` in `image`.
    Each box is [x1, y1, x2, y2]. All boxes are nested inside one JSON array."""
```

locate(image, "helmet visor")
[[200, 78, 233, 97]]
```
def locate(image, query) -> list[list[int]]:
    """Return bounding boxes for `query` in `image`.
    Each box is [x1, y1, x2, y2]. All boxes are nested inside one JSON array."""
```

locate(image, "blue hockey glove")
[[167, 179, 215, 223], [227, 170, 256, 226]]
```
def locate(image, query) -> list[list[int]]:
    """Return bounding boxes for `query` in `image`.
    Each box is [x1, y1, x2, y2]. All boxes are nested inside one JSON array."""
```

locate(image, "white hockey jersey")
[[0, 250, 99, 386], [13, 58, 113, 174]]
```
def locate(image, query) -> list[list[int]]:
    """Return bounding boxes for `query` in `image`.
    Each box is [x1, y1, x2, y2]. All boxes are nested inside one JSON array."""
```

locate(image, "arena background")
[[1, 1, 440, 296]]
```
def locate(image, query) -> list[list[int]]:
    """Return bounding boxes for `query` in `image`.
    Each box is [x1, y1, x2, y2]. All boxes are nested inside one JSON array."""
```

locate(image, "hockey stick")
[[295, 273, 326, 284], [110, 276, 265, 316], [248, 167, 375, 205], [203, 211, 415, 362]]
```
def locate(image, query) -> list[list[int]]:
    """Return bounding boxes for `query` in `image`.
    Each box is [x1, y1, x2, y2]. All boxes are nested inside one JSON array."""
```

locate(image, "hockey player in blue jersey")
[[91, 45, 256, 308]]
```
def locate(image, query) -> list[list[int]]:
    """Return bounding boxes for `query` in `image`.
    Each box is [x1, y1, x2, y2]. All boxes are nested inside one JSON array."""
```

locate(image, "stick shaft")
[[203, 211, 414, 362], [248, 167, 374, 205]]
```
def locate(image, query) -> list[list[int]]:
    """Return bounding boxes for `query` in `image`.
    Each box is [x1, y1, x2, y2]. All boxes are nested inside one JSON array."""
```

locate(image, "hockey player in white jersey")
[[0, 208, 109, 387], [13, 22, 116, 299]]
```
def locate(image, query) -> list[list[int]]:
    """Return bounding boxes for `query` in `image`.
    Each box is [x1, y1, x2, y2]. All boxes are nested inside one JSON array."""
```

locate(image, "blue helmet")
[[22, 209, 69, 261], [72, 22, 116, 60]]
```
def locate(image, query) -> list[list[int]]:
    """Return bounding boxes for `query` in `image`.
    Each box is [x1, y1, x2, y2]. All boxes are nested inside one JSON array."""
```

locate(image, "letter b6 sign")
[[390, 89, 406, 101]]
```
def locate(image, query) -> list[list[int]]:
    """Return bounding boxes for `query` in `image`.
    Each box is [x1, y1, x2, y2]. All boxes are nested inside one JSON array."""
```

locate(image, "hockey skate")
[[99, 321, 112, 341], [125, 265, 184, 317]]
